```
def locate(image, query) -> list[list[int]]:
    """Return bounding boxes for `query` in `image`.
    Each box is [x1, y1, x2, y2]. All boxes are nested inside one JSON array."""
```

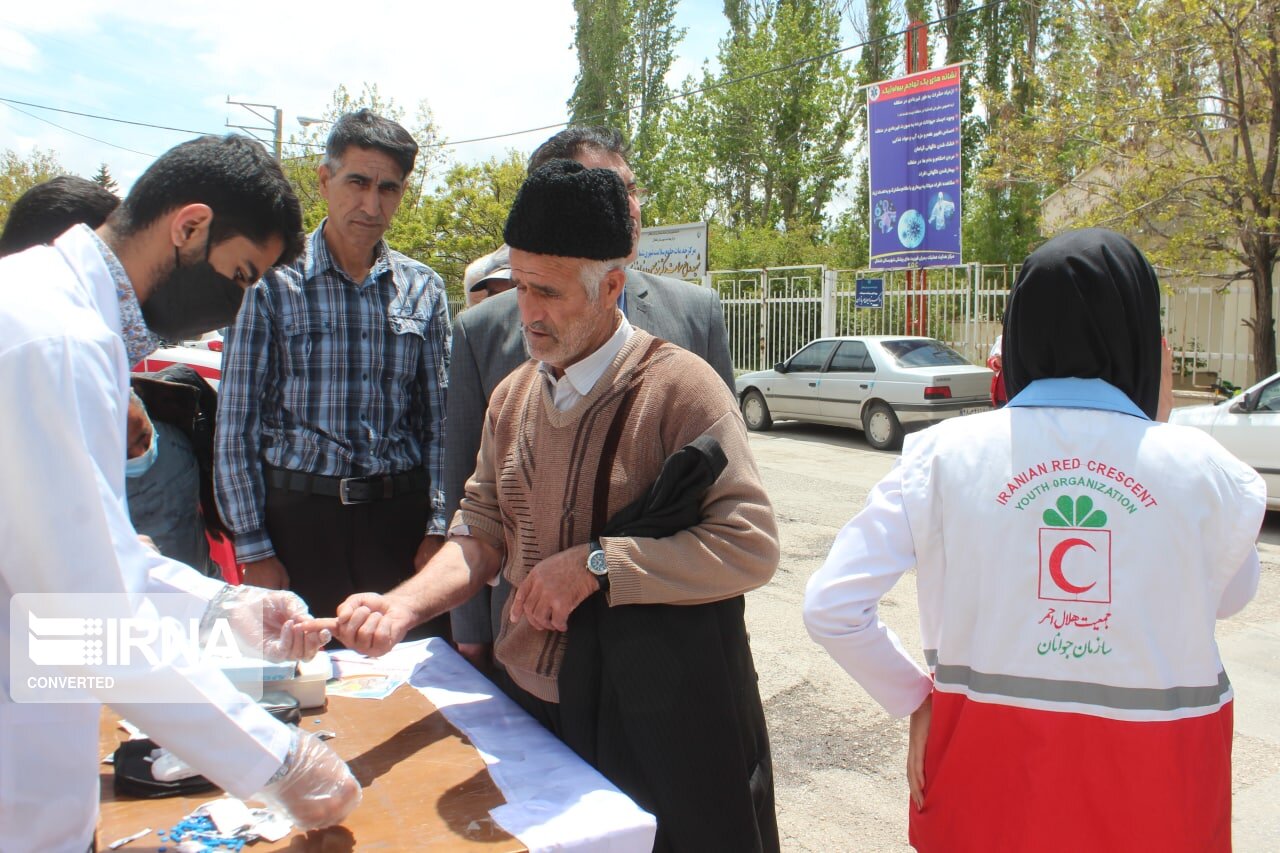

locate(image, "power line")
[[0, 96, 327, 148], [4, 0, 1008, 156], [442, 0, 1008, 147], [0, 96, 216, 136], [0, 101, 155, 158]]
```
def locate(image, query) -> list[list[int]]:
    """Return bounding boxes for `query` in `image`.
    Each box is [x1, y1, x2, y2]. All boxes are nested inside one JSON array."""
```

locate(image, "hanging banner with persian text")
[[867, 64, 962, 270]]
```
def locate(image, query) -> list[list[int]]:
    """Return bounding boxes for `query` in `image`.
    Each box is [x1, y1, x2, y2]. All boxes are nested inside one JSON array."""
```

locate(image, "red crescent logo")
[[1048, 537, 1097, 594]]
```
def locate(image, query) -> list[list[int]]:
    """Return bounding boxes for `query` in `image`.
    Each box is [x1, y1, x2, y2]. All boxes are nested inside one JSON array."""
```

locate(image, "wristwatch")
[[586, 539, 609, 591]]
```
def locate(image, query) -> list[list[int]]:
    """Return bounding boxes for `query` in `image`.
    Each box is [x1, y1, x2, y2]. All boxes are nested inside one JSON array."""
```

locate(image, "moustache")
[[522, 321, 555, 338]]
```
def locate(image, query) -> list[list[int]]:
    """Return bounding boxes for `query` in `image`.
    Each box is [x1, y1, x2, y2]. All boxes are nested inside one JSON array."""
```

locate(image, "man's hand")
[[308, 593, 419, 657], [414, 534, 446, 571], [907, 692, 933, 809], [509, 544, 598, 632], [243, 556, 289, 590]]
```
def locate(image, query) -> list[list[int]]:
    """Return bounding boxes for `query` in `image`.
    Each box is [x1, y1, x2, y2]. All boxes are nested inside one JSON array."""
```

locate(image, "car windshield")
[[880, 339, 970, 367]]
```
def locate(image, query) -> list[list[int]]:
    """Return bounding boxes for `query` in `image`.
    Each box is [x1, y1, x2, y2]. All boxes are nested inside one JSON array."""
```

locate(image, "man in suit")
[[447, 126, 734, 673]]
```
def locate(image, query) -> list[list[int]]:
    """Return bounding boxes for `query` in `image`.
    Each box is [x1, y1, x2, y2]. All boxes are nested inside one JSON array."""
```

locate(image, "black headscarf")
[[1003, 228, 1162, 418]]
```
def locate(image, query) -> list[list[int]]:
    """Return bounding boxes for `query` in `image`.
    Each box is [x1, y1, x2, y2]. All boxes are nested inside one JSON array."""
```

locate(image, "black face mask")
[[141, 238, 246, 342]]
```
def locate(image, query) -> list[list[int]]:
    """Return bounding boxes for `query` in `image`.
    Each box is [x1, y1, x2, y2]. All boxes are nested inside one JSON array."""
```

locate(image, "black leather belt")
[[265, 466, 428, 505]]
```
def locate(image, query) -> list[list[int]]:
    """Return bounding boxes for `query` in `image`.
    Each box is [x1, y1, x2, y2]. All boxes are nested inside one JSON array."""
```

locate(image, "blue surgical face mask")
[[125, 428, 160, 478]]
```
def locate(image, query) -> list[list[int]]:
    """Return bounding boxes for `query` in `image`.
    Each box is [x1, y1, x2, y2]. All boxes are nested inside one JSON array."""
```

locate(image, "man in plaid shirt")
[[215, 110, 451, 633]]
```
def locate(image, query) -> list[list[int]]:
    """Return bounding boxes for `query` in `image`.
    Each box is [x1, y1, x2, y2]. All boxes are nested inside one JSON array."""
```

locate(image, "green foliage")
[[642, 79, 715, 225], [568, 0, 685, 164], [983, 0, 1280, 377], [423, 152, 527, 291], [0, 148, 66, 234], [701, 0, 857, 231], [91, 163, 119, 195]]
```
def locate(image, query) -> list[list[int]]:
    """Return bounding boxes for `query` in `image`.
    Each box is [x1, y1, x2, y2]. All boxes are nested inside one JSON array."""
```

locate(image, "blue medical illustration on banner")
[[867, 65, 963, 269]]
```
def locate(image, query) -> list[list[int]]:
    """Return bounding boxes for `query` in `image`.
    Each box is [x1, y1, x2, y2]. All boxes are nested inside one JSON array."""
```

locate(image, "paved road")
[[743, 422, 1280, 852]]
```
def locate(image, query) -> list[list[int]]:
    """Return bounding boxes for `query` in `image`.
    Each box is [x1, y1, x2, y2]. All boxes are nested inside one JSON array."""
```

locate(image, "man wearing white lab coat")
[[0, 135, 359, 851]]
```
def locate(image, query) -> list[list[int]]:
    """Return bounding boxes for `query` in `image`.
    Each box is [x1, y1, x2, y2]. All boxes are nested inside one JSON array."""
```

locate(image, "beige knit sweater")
[[455, 330, 779, 702]]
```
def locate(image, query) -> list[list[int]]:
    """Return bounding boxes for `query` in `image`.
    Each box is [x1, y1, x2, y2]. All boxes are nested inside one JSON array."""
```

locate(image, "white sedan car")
[[735, 335, 992, 450], [1169, 371, 1280, 509]]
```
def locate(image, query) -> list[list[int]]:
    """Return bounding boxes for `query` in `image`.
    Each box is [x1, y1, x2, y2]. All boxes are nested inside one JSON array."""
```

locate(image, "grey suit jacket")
[[445, 268, 735, 645]]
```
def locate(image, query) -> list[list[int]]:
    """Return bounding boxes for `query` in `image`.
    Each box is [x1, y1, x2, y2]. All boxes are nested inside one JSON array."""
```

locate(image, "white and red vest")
[[899, 403, 1264, 851]]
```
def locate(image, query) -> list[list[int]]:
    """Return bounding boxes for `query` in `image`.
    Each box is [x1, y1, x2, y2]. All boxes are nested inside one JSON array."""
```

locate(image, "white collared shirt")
[[539, 314, 635, 411]]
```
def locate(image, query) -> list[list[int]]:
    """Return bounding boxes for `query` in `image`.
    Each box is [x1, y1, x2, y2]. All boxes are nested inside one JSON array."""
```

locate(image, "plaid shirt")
[[215, 223, 451, 562]]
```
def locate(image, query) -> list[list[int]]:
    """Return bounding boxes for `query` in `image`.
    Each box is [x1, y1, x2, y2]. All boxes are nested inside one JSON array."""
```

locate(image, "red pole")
[[905, 20, 930, 337]]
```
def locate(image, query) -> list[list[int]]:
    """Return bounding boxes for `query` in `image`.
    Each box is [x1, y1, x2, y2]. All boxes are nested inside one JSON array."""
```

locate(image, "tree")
[[0, 148, 65, 234], [985, 0, 1280, 378], [846, 0, 900, 267], [702, 0, 858, 231], [91, 163, 119, 195], [937, 0, 1051, 266], [568, 0, 685, 164], [421, 152, 528, 291]]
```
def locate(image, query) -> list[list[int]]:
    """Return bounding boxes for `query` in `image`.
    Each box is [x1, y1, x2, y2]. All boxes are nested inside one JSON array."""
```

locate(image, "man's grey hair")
[[578, 257, 628, 301]]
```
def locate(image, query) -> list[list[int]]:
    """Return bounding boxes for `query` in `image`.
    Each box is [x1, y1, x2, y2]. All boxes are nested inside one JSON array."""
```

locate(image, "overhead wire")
[[0, 96, 327, 148], [0, 100, 155, 158], [440, 0, 1008, 147], [2, 0, 1008, 156]]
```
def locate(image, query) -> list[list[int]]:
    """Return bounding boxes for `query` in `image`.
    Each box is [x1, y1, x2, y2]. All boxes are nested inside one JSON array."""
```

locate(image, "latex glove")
[[201, 585, 331, 663], [255, 728, 362, 831]]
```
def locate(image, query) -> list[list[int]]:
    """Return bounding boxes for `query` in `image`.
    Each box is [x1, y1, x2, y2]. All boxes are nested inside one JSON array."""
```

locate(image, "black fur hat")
[[503, 158, 633, 260]]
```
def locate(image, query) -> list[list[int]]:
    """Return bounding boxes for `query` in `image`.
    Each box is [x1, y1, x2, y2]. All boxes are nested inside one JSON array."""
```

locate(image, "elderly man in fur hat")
[[312, 158, 781, 852]]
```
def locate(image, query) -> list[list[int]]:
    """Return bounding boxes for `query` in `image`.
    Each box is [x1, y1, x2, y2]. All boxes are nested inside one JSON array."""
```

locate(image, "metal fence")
[[448, 267, 1272, 389], [1161, 281, 1260, 389], [709, 264, 1273, 387], [711, 264, 1015, 374]]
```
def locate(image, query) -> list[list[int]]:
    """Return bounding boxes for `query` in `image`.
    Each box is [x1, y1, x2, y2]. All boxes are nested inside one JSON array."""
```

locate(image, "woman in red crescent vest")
[[804, 229, 1265, 852]]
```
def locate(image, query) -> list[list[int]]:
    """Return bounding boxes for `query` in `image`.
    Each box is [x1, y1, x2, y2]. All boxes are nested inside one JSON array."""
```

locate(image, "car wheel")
[[741, 389, 773, 431], [862, 401, 903, 450]]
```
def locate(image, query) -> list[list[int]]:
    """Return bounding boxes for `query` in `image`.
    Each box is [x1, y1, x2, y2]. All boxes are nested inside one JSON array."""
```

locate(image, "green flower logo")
[[1043, 495, 1107, 528]]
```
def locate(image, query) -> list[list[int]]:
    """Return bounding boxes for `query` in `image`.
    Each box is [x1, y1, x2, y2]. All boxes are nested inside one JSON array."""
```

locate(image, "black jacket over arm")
[[557, 436, 779, 853]]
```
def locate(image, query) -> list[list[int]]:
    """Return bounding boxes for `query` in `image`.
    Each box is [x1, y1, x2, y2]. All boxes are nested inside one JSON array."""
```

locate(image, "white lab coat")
[[0, 227, 290, 852]]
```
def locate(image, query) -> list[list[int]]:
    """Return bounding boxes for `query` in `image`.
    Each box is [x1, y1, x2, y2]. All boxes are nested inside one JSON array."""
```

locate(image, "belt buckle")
[[338, 477, 369, 506]]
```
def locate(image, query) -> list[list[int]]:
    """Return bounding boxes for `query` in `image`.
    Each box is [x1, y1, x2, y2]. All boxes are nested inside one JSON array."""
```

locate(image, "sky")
[[0, 1, 760, 193]]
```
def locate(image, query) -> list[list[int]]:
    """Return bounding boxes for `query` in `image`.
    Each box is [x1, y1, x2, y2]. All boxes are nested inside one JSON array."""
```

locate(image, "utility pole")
[[225, 97, 283, 160]]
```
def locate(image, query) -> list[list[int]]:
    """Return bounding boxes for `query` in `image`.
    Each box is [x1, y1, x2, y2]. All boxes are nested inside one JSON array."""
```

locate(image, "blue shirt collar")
[[311, 220, 392, 288], [83, 225, 162, 365], [1006, 377, 1149, 420]]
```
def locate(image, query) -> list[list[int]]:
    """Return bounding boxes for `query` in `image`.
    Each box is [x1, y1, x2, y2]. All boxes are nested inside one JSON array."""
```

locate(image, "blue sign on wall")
[[855, 278, 884, 309], [867, 65, 963, 270]]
